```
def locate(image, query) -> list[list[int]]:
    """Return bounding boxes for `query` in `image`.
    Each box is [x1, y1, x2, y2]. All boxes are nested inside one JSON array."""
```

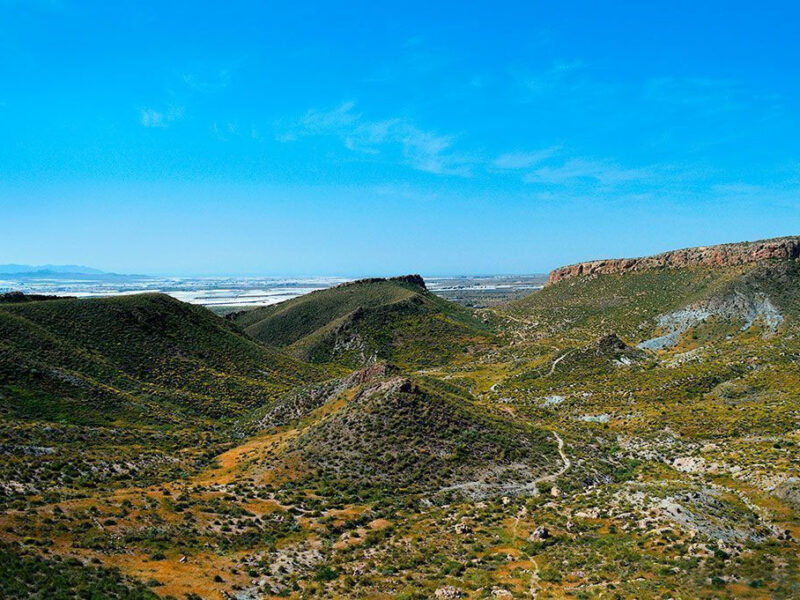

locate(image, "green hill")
[[503, 260, 800, 348], [266, 371, 561, 499], [232, 275, 494, 368], [0, 293, 327, 501], [3, 243, 800, 600], [0, 293, 324, 423]]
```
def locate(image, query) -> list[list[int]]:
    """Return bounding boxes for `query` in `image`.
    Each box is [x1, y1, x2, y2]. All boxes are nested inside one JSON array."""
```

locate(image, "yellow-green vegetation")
[[1, 251, 800, 599]]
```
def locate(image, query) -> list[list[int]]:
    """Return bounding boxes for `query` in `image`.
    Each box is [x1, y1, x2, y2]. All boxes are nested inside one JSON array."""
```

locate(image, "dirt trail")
[[508, 503, 540, 599], [529, 557, 540, 598], [497, 312, 540, 343], [536, 431, 570, 484], [546, 350, 575, 376], [511, 432, 570, 598]]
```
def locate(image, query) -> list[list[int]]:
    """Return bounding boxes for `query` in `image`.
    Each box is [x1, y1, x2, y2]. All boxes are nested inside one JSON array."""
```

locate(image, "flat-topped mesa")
[[343, 274, 427, 290], [548, 236, 800, 285]]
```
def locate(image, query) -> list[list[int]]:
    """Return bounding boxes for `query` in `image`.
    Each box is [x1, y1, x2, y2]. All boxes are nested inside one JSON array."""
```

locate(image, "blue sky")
[[1, 1, 799, 275]]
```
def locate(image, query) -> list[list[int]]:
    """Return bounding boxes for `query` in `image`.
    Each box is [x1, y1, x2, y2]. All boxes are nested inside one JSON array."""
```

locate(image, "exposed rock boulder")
[[596, 333, 646, 363], [343, 362, 393, 386], [596, 333, 630, 354], [435, 586, 465, 599], [561, 333, 646, 369], [453, 521, 472, 535], [529, 525, 550, 540]]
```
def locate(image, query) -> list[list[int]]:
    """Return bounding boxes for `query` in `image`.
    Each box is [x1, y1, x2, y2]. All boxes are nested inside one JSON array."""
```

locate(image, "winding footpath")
[[546, 350, 575, 376], [529, 557, 541, 599], [529, 432, 569, 598], [438, 430, 571, 498], [506, 431, 571, 598], [536, 431, 571, 485]]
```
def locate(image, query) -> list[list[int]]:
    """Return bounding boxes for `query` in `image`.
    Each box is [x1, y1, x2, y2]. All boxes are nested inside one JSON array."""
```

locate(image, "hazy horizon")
[[5, 229, 800, 279], [3, 1, 799, 273]]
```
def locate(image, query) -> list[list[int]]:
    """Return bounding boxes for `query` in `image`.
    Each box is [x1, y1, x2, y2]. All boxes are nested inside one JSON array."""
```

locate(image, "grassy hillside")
[[503, 260, 800, 347], [504, 266, 742, 340], [232, 275, 495, 368], [0, 293, 328, 506], [2, 248, 800, 599], [0, 541, 158, 600], [0, 293, 324, 421]]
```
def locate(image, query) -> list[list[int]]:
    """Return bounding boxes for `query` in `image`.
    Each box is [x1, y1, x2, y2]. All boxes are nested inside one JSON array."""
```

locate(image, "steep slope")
[[262, 371, 561, 498], [0, 293, 324, 422], [232, 275, 494, 368], [0, 293, 327, 501]]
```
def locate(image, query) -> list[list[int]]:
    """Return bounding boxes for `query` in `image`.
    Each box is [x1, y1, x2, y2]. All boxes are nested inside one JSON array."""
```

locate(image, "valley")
[[1, 237, 799, 599]]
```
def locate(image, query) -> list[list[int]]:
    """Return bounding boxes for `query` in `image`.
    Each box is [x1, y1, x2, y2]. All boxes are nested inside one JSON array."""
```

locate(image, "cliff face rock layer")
[[548, 236, 800, 285]]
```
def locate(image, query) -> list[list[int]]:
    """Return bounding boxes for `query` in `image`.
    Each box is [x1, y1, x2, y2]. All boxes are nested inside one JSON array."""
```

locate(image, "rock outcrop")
[[595, 333, 631, 355], [548, 236, 800, 284], [340, 274, 427, 290]]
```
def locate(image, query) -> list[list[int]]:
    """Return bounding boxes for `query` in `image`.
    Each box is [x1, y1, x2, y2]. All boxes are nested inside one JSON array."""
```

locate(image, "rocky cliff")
[[548, 236, 800, 284]]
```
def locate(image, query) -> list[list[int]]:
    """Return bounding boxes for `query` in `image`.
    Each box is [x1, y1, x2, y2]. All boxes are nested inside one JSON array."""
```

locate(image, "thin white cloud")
[[211, 120, 240, 141], [208, 120, 262, 142], [140, 109, 166, 128], [301, 101, 360, 133], [707, 181, 800, 211], [182, 69, 231, 93], [276, 102, 360, 142], [278, 102, 471, 176], [524, 158, 657, 186], [514, 59, 589, 97], [711, 182, 768, 195], [139, 105, 183, 128], [180, 58, 243, 93], [551, 59, 585, 74], [398, 125, 463, 175], [493, 146, 561, 169]]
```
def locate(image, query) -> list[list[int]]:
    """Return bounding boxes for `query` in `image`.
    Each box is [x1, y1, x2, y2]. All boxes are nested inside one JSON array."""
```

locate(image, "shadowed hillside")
[[0, 293, 325, 422], [0, 293, 329, 508]]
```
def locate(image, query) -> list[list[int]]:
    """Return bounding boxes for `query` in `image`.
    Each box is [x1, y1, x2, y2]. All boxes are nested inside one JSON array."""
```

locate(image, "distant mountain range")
[[0, 264, 151, 281], [0, 264, 105, 275]]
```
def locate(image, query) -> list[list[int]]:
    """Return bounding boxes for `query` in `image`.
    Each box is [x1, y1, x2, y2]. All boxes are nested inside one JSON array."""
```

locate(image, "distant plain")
[[0, 273, 547, 312]]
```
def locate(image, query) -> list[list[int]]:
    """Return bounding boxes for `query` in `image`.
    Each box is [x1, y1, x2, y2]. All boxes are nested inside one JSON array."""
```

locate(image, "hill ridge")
[[548, 235, 800, 284], [231, 274, 489, 368], [337, 273, 427, 290]]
